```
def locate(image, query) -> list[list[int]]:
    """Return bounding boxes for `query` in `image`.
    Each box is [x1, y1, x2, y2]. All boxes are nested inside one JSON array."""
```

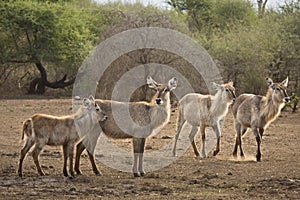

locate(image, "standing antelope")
[[173, 81, 236, 158], [17, 96, 107, 177], [232, 77, 290, 161], [75, 76, 177, 177]]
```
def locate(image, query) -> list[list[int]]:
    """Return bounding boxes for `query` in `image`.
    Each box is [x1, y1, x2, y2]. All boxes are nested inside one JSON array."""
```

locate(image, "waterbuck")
[[17, 96, 107, 177], [75, 76, 177, 177], [232, 77, 290, 161], [172, 81, 236, 158]]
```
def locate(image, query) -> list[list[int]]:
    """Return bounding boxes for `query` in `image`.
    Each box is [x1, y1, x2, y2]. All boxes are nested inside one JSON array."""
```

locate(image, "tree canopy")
[[0, 0, 299, 99], [0, 0, 103, 94]]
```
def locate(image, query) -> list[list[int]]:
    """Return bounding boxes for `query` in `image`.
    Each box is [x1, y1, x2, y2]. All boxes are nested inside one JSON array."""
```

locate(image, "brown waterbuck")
[[75, 76, 178, 177], [18, 96, 107, 177], [172, 81, 236, 158], [232, 77, 290, 161]]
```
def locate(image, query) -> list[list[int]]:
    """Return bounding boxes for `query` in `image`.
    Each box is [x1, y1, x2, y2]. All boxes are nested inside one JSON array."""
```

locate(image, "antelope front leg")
[[133, 153, 139, 177], [214, 138, 220, 156], [259, 128, 264, 138], [138, 138, 146, 176], [252, 128, 262, 162], [132, 138, 141, 177], [31, 144, 45, 176], [212, 122, 221, 156], [189, 126, 200, 157], [256, 136, 262, 162], [18, 138, 34, 177], [233, 123, 246, 158], [62, 144, 69, 177], [199, 126, 206, 158], [172, 119, 186, 157], [75, 141, 85, 175], [87, 150, 102, 176], [84, 128, 102, 175], [68, 144, 75, 177]]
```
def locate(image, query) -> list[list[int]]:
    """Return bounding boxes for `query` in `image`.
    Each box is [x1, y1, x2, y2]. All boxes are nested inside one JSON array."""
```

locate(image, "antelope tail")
[[176, 104, 184, 132], [21, 118, 32, 140]]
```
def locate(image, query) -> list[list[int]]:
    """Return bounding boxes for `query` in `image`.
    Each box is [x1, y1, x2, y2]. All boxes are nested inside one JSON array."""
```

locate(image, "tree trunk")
[[28, 77, 40, 94], [258, 0, 268, 18], [27, 61, 75, 94], [27, 62, 47, 94]]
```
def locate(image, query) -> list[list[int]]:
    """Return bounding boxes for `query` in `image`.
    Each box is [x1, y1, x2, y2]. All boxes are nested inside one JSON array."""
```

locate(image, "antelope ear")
[[147, 76, 158, 89], [83, 98, 91, 107], [74, 96, 81, 100], [89, 95, 95, 102], [228, 80, 234, 87], [266, 77, 273, 87], [281, 77, 289, 87], [168, 77, 177, 91], [212, 82, 222, 90]]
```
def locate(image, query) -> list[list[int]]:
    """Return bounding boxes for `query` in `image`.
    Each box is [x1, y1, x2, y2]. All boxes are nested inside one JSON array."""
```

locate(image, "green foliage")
[[280, 0, 300, 14], [196, 17, 281, 93], [168, 0, 257, 32], [98, 2, 188, 35], [0, 0, 299, 97], [214, 0, 257, 29], [179, 0, 298, 95], [0, 0, 101, 69], [266, 2, 300, 94]]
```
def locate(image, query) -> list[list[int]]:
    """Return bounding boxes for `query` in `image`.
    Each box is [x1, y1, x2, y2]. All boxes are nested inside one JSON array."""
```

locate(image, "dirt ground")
[[0, 98, 299, 200]]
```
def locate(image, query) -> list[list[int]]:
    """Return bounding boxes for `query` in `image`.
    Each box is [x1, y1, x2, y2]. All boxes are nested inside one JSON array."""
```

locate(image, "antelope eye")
[[276, 88, 281, 91], [225, 89, 229, 92]]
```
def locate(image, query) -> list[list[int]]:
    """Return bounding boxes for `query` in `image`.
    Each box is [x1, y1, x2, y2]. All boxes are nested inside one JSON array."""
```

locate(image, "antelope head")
[[147, 76, 177, 106], [266, 77, 290, 103], [84, 95, 107, 122], [212, 81, 236, 104]]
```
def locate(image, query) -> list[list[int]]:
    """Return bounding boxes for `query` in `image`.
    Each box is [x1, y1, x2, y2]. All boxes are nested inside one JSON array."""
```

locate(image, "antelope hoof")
[[39, 171, 45, 176], [200, 153, 206, 159], [95, 172, 103, 176], [75, 171, 82, 176], [17, 170, 22, 178], [140, 172, 145, 177], [256, 155, 261, 162], [133, 173, 140, 178], [232, 152, 237, 158], [70, 172, 75, 178], [63, 172, 68, 177], [213, 150, 219, 156], [196, 155, 206, 160]]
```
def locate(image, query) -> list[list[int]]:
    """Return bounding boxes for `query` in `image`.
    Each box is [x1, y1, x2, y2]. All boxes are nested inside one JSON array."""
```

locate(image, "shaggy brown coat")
[[232, 77, 290, 161], [172, 81, 236, 158], [75, 76, 177, 177], [17, 96, 107, 177]]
